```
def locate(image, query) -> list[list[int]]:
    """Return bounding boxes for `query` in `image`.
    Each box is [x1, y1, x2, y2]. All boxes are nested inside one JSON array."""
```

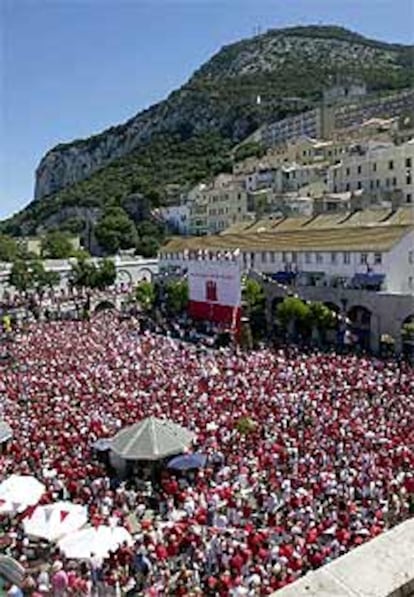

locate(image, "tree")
[[9, 260, 32, 293], [165, 279, 189, 315], [94, 259, 116, 290], [70, 257, 116, 290], [276, 296, 311, 340], [136, 236, 160, 258], [95, 207, 138, 254], [70, 257, 97, 289], [8, 260, 60, 294], [0, 235, 19, 262], [402, 322, 414, 339], [242, 278, 266, 339], [135, 280, 156, 312], [234, 141, 265, 163], [41, 231, 74, 259], [307, 301, 336, 345], [308, 302, 336, 330]]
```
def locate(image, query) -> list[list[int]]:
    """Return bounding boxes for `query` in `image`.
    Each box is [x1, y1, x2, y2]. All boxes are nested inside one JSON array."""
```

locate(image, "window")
[[357, 181, 362, 190], [343, 252, 351, 265], [270, 252, 276, 264], [262, 252, 267, 263], [388, 160, 394, 170], [346, 167, 350, 176], [409, 251, 414, 264], [407, 174, 412, 185], [331, 252, 337, 264], [406, 157, 412, 168], [372, 163, 377, 172], [392, 177, 397, 186], [357, 165, 362, 174], [360, 253, 368, 265], [376, 179, 380, 188], [370, 180, 374, 190], [316, 253, 323, 264], [374, 253, 382, 265], [346, 183, 350, 192], [409, 277, 414, 291], [282, 251, 287, 263], [305, 252, 312, 264], [407, 194, 412, 204]]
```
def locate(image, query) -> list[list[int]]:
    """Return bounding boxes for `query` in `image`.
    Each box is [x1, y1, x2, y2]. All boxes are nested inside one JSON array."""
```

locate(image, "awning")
[[271, 271, 297, 283], [353, 273, 385, 287]]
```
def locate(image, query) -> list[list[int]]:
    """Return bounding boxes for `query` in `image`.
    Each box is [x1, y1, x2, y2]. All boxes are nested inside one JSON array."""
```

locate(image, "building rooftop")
[[162, 223, 412, 253]]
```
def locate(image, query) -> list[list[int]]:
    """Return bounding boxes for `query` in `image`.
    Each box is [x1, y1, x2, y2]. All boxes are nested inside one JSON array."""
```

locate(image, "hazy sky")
[[1, 0, 413, 219]]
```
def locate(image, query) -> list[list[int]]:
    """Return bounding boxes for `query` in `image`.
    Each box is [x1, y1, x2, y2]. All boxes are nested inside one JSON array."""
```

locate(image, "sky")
[[1, 0, 413, 220]]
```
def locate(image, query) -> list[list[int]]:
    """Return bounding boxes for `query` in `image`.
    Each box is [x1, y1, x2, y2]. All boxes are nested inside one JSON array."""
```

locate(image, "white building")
[[261, 108, 323, 147], [328, 140, 414, 204], [160, 209, 414, 295], [276, 162, 327, 193], [158, 205, 190, 235]]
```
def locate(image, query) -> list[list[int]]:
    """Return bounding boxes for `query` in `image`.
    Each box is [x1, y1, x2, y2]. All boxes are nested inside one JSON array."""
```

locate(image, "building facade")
[[261, 108, 323, 147], [158, 205, 190, 235], [328, 140, 414, 204], [160, 210, 414, 352]]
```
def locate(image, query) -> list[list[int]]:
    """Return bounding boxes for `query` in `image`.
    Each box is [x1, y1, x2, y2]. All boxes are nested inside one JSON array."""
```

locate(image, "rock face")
[[34, 25, 413, 201]]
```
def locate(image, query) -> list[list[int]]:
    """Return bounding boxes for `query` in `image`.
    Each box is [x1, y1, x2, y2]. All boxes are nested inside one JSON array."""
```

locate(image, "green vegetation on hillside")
[[2, 132, 232, 243]]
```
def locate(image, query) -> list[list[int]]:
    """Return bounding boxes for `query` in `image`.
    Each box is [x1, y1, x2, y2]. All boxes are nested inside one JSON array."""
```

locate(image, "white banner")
[[188, 259, 241, 307]]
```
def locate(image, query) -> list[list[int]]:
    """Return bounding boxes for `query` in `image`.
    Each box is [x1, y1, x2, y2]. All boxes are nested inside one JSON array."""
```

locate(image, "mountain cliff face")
[[34, 26, 413, 201], [2, 26, 413, 239]]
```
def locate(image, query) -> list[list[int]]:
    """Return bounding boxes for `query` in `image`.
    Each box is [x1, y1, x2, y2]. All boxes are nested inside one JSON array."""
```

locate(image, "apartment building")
[[187, 175, 252, 235], [328, 140, 414, 204], [260, 88, 413, 149], [261, 108, 322, 147]]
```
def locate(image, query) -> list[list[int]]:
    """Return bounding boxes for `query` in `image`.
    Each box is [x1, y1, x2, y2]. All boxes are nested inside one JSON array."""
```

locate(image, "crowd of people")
[[0, 313, 413, 595]]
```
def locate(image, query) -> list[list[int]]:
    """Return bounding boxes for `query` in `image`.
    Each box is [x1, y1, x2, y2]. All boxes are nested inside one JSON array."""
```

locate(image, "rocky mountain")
[[3, 25, 413, 239]]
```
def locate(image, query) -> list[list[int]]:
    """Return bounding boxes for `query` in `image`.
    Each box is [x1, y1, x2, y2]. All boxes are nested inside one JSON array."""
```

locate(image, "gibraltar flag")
[[188, 256, 241, 329]]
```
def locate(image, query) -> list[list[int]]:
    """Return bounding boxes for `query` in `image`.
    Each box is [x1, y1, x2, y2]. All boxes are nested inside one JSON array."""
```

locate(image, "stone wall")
[[272, 518, 414, 597]]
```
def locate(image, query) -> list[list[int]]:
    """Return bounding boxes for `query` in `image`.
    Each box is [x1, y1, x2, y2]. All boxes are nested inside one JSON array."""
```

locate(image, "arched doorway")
[[136, 268, 153, 283], [94, 300, 116, 314], [117, 269, 133, 285], [347, 305, 372, 351]]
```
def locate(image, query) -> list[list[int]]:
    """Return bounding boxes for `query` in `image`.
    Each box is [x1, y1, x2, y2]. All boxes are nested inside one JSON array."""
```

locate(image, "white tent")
[[0, 475, 45, 514], [110, 416, 195, 460], [23, 502, 88, 542], [58, 525, 133, 560]]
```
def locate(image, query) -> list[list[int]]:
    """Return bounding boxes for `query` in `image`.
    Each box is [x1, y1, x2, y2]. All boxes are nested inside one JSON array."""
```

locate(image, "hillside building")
[[259, 88, 414, 148], [328, 139, 414, 204]]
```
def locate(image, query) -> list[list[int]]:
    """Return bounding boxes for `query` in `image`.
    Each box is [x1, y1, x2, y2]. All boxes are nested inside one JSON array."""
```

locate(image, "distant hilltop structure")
[[260, 87, 414, 147], [322, 80, 367, 105]]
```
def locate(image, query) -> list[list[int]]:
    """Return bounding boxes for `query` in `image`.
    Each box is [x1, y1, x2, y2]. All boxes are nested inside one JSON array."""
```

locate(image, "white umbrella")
[[0, 475, 45, 514], [0, 421, 12, 444], [58, 525, 133, 560], [23, 502, 88, 542]]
